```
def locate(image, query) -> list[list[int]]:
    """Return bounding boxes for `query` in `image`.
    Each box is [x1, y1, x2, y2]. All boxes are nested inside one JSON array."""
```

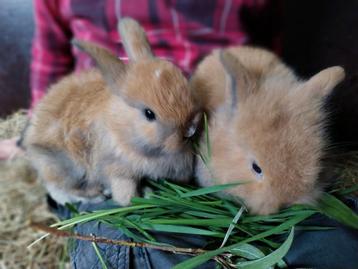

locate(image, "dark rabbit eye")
[[143, 108, 156, 121], [252, 161, 263, 177]]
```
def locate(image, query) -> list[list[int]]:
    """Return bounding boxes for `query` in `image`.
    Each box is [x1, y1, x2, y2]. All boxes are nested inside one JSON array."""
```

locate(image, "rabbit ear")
[[219, 50, 251, 114], [303, 66, 345, 97], [118, 18, 154, 61], [72, 39, 126, 90]]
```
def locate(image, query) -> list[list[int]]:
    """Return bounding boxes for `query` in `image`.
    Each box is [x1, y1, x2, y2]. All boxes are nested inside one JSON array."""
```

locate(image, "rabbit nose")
[[184, 123, 197, 138], [184, 112, 203, 138]]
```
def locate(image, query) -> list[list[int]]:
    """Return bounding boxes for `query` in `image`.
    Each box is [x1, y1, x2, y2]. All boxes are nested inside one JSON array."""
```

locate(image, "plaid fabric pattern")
[[31, 0, 269, 107]]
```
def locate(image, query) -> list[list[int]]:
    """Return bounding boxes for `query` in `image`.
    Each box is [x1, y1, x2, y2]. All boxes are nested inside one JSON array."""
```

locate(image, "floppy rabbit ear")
[[219, 50, 251, 114], [118, 17, 154, 61], [303, 66, 345, 97], [72, 39, 126, 91]]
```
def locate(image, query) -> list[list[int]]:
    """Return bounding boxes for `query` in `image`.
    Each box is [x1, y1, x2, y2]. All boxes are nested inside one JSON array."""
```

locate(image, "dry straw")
[[0, 111, 69, 269]]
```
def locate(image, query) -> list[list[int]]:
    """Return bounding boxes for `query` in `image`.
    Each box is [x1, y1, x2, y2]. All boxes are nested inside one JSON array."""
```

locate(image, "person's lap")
[[49, 196, 358, 269]]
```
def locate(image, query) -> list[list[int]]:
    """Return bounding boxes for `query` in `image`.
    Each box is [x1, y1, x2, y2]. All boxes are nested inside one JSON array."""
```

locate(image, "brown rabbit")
[[191, 47, 345, 214], [23, 18, 201, 205]]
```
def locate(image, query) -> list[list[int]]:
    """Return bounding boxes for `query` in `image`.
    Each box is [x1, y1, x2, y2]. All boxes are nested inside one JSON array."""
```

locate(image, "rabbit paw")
[[111, 177, 138, 206]]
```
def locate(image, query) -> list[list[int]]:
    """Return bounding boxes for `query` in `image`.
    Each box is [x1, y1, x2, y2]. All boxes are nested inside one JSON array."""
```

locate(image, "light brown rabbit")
[[191, 46, 345, 215], [23, 18, 201, 206]]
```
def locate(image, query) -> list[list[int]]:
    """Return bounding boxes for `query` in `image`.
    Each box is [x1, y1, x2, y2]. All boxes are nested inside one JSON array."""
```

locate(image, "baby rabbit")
[[191, 47, 345, 215], [23, 18, 201, 206]]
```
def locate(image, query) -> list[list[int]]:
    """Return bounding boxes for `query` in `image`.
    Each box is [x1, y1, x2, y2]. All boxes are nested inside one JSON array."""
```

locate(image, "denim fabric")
[[70, 222, 216, 269], [285, 198, 358, 269], [49, 196, 358, 269]]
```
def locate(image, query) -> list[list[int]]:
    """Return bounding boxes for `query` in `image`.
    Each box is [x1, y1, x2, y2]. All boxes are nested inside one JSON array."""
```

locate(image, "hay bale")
[[0, 110, 28, 140], [0, 111, 69, 269]]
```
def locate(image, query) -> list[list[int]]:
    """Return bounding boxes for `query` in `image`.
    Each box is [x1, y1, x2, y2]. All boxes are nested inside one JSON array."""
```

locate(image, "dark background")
[[0, 0, 33, 115], [0, 0, 357, 149], [282, 0, 358, 151]]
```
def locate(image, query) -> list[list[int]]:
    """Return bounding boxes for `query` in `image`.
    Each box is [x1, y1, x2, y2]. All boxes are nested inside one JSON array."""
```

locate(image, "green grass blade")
[[317, 193, 358, 229], [123, 219, 156, 242], [92, 242, 109, 269], [241, 209, 315, 223], [52, 204, 154, 229], [184, 211, 230, 219], [163, 181, 195, 193], [65, 202, 79, 215], [116, 225, 158, 245], [223, 200, 245, 216], [193, 143, 209, 165], [204, 113, 211, 161], [180, 183, 244, 198], [147, 218, 232, 227], [172, 245, 231, 269], [233, 225, 280, 248], [336, 184, 358, 195], [140, 223, 224, 237], [230, 212, 311, 246], [236, 227, 294, 269], [147, 195, 228, 215], [220, 206, 245, 248], [229, 243, 265, 260]]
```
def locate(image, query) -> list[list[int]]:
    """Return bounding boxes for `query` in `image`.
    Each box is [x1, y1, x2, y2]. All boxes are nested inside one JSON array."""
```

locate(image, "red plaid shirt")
[[31, 0, 275, 108]]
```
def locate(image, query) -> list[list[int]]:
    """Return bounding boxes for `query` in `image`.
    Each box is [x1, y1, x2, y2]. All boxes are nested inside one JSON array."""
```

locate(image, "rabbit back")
[[23, 69, 111, 203]]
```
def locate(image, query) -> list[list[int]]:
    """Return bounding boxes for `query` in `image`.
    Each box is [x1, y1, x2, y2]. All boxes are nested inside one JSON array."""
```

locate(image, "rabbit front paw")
[[110, 177, 138, 206]]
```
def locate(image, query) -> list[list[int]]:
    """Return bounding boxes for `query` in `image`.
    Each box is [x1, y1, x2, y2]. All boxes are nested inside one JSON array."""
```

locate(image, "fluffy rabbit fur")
[[191, 47, 345, 214], [23, 18, 201, 205]]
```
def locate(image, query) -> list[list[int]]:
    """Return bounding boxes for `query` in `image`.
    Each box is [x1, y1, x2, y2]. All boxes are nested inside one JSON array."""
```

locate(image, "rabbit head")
[[73, 18, 201, 158], [195, 47, 345, 214]]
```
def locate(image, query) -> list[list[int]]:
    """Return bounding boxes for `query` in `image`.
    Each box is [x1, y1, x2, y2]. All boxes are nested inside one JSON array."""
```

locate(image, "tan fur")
[[118, 18, 154, 61], [192, 46, 345, 214], [124, 60, 195, 124], [23, 18, 201, 205]]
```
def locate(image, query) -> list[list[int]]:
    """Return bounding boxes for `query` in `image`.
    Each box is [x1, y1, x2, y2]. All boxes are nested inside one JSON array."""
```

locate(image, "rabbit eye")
[[252, 161, 263, 177], [143, 108, 156, 121]]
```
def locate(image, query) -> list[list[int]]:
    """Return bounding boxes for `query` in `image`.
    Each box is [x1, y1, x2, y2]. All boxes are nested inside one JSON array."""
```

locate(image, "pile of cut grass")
[[48, 180, 357, 269]]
